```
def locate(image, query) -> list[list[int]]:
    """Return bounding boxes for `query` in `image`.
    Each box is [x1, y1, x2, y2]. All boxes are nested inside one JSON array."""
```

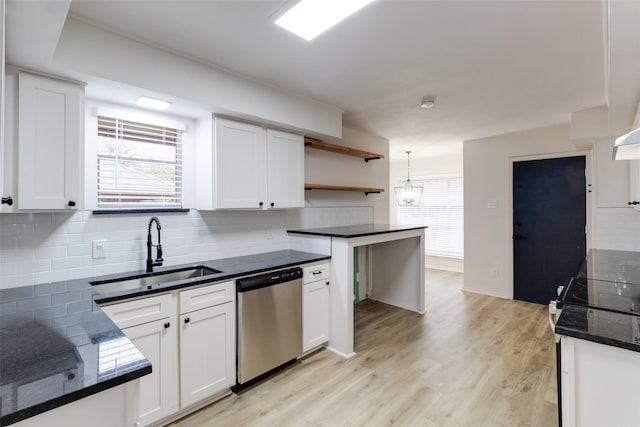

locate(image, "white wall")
[[53, 17, 342, 139], [304, 127, 390, 224], [463, 124, 582, 298]]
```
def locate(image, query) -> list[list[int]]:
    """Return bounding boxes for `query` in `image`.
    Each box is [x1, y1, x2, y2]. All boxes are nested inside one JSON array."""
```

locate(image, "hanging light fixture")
[[395, 151, 423, 206]]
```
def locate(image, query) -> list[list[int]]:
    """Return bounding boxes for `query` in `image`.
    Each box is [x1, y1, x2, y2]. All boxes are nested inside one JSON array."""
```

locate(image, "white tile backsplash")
[[0, 207, 372, 289], [595, 207, 640, 251]]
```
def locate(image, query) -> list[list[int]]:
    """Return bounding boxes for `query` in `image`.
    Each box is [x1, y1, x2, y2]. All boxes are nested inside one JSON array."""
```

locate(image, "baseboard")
[[462, 286, 510, 300], [425, 255, 464, 272]]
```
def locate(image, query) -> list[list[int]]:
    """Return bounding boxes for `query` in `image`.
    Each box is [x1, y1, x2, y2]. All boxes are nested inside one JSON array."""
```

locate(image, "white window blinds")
[[397, 176, 464, 259], [97, 115, 183, 208]]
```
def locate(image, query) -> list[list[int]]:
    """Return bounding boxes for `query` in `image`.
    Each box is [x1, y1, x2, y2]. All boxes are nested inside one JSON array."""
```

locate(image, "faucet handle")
[[156, 244, 164, 263]]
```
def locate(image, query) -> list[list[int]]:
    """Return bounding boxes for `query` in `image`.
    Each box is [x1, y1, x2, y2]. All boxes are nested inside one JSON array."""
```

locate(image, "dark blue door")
[[513, 156, 586, 305]]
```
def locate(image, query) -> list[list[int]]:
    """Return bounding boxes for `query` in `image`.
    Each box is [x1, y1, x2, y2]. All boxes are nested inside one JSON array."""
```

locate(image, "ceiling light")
[[136, 96, 172, 110], [420, 97, 435, 109], [275, 0, 375, 41], [394, 151, 423, 206]]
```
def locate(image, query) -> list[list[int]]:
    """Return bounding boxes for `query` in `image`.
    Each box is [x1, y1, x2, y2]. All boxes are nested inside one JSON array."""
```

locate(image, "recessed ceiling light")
[[136, 96, 172, 110], [420, 97, 435, 109], [275, 0, 375, 41]]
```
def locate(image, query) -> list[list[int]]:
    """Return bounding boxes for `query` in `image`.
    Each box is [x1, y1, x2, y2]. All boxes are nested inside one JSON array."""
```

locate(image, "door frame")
[[508, 150, 594, 300]]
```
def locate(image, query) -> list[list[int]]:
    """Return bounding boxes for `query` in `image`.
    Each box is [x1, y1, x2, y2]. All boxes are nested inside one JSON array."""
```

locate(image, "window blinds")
[[397, 177, 464, 259], [97, 116, 183, 208]]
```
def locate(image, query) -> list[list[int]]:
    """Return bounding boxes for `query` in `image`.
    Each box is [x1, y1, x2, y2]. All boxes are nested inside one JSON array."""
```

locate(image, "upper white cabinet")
[[197, 117, 304, 210], [266, 129, 305, 208], [17, 72, 84, 210], [629, 160, 640, 210]]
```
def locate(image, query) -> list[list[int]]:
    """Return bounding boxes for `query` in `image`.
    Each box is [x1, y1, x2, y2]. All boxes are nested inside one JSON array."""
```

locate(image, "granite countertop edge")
[[0, 249, 330, 425], [287, 223, 427, 238], [555, 304, 640, 353]]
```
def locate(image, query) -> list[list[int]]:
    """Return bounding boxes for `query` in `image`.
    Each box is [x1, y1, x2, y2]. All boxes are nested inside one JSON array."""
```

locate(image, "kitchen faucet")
[[146, 216, 164, 273]]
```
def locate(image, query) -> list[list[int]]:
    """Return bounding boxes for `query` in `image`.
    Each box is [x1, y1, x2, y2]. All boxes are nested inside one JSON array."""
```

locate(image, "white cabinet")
[[100, 294, 178, 427], [198, 117, 304, 210], [629, 160, 640, 210], [266, 129, 305, 208], [16, 72, 83, 210], [302, 263, 330, 352], [179, 281, 235, 408], [560, 335, 640, 426], [121, 318, 179, 425]]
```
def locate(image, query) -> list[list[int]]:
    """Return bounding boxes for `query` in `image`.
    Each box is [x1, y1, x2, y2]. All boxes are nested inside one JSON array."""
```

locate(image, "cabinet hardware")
[[629, 201, 639, 206], [326, 281, 330, 286], [68, 200, 76, 207], [67, 373, 75, 381], [1, 196, 13, 206], [184, 317, 190, 324], [270, 202, 275, 207], [312, 271, 322, 276], [164, 322, 170, 328], [259, 202, 263, 207]]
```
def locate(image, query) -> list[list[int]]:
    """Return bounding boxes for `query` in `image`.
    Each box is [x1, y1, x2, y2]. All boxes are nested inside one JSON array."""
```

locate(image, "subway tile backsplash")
[[595, 208, 640, 252], [0, 207, 372, 289]]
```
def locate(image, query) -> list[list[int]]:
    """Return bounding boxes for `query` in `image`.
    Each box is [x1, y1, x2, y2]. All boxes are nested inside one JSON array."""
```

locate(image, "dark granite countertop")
[[555, 249, 640, 352], [0, 250, 329, 425], [287, 223, 427, 238]]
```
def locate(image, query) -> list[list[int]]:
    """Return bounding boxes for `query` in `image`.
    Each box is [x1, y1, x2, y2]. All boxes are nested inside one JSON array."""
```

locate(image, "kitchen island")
[[554, 249, 640, 427], [288, 224, 427, 357]]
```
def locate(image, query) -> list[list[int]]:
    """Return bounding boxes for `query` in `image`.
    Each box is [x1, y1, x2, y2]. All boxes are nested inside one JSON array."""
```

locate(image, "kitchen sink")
[[90, 266, 222, 295]]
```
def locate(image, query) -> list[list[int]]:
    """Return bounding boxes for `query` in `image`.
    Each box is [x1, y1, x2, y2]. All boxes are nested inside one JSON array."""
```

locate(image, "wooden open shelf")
[[304, 183, 384, 195], [304, 137, 384, 162]]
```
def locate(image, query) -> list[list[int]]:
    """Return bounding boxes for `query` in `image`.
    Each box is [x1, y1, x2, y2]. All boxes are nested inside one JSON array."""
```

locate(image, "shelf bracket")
[[364, 191, 381, 195], [364, 157, 381, 162]]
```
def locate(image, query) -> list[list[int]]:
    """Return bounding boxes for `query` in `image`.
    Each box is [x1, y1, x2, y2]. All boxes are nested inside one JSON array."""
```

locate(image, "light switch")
[[486, 199, 498, 209], [92, 240, 107, 259]]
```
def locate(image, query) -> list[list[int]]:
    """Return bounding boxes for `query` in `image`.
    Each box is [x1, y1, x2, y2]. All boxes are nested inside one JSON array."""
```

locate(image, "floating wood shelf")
[[304, 183, 384, 195], [304, 137, 384, 162]]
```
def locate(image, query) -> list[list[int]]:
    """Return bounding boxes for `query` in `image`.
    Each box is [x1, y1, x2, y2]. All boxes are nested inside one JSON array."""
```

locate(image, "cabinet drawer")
[[303, 263, 330, 284], [101, 293, 174, 329], [179, 281, 234, 314]]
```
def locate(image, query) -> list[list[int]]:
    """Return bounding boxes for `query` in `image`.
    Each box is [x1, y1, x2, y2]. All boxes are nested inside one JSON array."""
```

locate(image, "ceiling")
[[13, 0, 638, 160]]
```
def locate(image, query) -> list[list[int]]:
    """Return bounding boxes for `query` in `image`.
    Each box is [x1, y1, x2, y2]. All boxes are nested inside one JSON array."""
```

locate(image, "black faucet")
[[146, 216, 164, 273]]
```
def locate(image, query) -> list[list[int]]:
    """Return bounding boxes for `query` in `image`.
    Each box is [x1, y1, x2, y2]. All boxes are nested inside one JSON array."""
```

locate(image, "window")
[[97, 115, 183, 208], [397, 176, 464, 259]]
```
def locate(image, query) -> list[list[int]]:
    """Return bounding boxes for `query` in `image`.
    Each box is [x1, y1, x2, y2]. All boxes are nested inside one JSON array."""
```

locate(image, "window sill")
[[92, 208, 190, 215]]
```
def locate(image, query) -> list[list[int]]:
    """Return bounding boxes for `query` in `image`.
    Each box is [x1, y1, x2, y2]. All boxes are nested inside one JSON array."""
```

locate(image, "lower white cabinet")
[[124, 318, 179, 425], [101, 294, 178, 427], [302, 263, 330, 352], [101, 280, 235, 425], [179, 302, 235, 408], [560, 335, 640, 426]]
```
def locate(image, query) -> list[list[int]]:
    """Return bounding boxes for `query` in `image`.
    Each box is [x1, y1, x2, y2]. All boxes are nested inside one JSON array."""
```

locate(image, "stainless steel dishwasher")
[[233, 267, 303, 391]]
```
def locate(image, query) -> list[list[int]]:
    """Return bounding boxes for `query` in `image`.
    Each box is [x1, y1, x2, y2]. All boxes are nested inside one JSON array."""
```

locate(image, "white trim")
[[507, 150, 594, 300]]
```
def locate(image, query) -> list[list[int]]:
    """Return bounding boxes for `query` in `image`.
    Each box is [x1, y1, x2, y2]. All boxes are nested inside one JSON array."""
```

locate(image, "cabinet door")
[[214, 118, 266, 209], [180, 302, 235, 408], [123, 318, 179, 426], [303, 280, 329, 352], [18, 73, 82, 210], [266, 129, 304, 209], [630, 160, 640, 210]]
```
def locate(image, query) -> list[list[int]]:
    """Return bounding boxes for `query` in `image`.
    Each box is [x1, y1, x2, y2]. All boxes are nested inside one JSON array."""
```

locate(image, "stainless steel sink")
[[90, 266, 222, 295]]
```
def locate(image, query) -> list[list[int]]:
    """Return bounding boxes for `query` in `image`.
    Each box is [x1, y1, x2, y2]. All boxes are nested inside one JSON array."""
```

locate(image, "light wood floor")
[[169, 269, 558, 427]]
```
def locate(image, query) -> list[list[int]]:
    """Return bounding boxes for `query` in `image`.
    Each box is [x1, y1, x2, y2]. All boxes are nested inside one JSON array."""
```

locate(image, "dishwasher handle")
[[236, 267, 303, 292]]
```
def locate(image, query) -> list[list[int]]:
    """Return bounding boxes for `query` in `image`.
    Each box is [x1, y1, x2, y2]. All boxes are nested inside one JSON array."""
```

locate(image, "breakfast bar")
[[288, 224, 427, 357]]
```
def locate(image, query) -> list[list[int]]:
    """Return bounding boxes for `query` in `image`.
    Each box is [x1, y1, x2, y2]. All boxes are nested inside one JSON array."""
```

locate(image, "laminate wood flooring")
[[168, 269, 558, 427]]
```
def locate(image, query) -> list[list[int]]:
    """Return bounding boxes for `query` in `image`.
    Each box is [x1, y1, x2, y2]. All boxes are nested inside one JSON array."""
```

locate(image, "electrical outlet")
[[266, 228, 273, 240], [490, 266, 498, 278], [92, 240, 107, 259]]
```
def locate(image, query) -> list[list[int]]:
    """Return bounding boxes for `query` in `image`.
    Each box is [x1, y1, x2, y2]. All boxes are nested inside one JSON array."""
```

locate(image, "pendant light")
[[395, 151, 423, 206]]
